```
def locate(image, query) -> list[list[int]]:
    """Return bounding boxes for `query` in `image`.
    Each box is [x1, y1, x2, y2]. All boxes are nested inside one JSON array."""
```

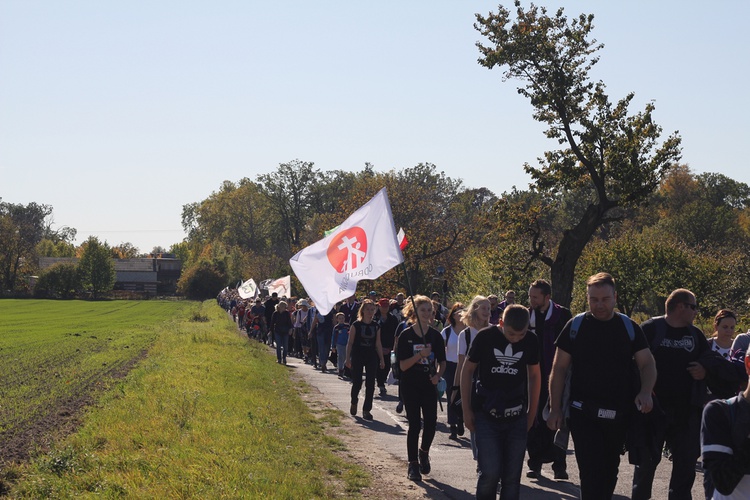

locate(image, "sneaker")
[[407, 461, 422, 482], [526, 469, 540, 479], [379, 386, 387, 396], [418, 450, 431, 475], [396, 401, 404, 414], [350, 403, 357, 416], [449, 424, 458, 440], [456, 421, 465, 436], [321, 366, 328, 373], [363, 411, 373, 420]]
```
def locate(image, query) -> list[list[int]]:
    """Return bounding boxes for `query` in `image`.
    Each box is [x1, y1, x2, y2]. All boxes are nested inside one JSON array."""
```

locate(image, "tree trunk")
[[549, 202, 614, 310]]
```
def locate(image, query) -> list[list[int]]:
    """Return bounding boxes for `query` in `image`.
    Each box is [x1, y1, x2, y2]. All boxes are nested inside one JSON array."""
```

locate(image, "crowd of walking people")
[[217, 275, 750, 499]]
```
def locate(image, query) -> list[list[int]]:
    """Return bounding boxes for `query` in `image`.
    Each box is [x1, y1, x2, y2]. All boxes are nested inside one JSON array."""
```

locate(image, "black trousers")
[[569, 408, 628, 500], [527, 384, 567, 471], [376, 347, 392, 387], [401, 377, 438, 463], [632, 403, 701, 500], [350, 350, 378, 412]]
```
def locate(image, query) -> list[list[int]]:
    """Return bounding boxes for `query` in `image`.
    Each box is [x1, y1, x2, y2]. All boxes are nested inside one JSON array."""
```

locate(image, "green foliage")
[[77, 236, 116, 299], [34, 262, 81, 299], [0, 201, 53, 292], [36, 238, 76, 258], [110, 242, 139, 259], [177, 258, 227, 300], [474, 2, 681, 307]]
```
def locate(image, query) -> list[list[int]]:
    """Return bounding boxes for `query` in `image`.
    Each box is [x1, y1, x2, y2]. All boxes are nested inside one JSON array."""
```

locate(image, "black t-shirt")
[[556, 313, 648, 412], [397, 325, 446, 385], [468, 325, 539, 413], [351, 320, 379, 353], [376, 312, 399, 349], [642, 317, 709, 406]]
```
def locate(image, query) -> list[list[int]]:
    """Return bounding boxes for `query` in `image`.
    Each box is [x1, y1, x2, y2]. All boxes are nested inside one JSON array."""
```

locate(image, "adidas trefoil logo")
[[491, 345, 522, 375]]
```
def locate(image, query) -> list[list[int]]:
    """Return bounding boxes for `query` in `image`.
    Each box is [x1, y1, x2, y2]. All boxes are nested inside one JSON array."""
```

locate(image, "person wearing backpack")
[[398, 295, 446, 482], [631, 288, 711, 500], [701, 349, 750, 499], [547, 273, 656, 500]]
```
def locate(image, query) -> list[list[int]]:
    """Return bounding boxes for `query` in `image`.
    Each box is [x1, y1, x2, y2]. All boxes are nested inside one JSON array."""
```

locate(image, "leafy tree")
[[474, 2, 681, 307], [36, 238, 77, 257], [111, 242, 140, 259], [182, 178, 273, 255], [177, 258, 227, 300], [0, 201, 53, 292], [78, 236, 116, 299], [34, 262, 80, 299], [575, 228, 691, 316], [257, 160, 323, 254]]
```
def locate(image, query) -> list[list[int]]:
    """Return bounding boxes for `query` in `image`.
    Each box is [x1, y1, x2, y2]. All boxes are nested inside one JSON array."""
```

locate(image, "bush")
[[177, 259, 227, 301], [35, 262, 80, 298]]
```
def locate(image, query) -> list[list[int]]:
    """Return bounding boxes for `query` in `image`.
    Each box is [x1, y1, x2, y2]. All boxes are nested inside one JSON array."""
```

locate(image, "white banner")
[[238, 278, 258, 299], [266, 275, 291, 297], [289, 188, 403, 315]]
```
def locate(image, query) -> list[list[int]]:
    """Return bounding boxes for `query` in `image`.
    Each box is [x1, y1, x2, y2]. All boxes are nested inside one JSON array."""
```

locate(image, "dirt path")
[[295, 372, 448, 500]]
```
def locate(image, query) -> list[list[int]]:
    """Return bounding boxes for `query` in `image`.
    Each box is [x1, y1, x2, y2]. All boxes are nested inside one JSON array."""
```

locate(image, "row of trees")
[[0, 196, 170, 296], [176, 3, 750, 320], [6, 3, 749, 318], [34, 237, 116, 299]]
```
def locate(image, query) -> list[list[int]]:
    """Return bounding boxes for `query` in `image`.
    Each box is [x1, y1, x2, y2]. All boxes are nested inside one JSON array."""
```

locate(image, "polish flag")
[[397, 228, 408, 250]]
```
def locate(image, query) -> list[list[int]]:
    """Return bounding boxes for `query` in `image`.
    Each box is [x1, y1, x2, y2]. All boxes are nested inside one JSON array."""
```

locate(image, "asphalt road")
[[286, 355, 704, 499]]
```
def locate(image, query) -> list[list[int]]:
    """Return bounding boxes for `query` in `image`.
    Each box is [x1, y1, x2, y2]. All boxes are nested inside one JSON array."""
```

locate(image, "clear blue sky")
[[2, 1, 748, 254]]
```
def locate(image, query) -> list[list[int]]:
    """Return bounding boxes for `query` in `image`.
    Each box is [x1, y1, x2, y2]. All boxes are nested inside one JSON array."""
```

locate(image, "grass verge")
[[3, 301, 369, 498]]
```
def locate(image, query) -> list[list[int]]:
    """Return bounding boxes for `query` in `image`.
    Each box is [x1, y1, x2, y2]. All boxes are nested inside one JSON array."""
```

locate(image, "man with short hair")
[[340, 295, 359, 325], [632, 289, 710, 500], [461, 304, 541, 499], [498, 290, 516, 313], [431, 292, 448, 323], [390, 292, 405, 322], [525, 279, 572, 480], [548, 273, 656, 500]]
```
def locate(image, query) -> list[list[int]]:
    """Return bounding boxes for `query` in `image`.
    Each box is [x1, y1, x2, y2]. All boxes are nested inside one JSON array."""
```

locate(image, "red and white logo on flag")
[[327, 227, 368, 272], [289, 188, 404, 315]]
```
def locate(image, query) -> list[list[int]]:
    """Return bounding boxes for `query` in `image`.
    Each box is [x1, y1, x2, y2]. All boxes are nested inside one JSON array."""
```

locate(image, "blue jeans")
[[474, 411, 527, 500], [316, 331, 331, 369], [335, 343, 347, 372], [274, 332, 289, 363]]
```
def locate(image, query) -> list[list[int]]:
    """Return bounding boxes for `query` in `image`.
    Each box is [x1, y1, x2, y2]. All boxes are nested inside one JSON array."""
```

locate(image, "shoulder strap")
[[569, 312, 586, 342], [650, 316, 668, 353], [616, 312, 635, 341]]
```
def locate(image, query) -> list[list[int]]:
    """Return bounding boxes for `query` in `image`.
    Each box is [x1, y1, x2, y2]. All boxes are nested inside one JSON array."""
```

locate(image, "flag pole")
[[400, 262, 425, 336], [401, 260, 441, 407]]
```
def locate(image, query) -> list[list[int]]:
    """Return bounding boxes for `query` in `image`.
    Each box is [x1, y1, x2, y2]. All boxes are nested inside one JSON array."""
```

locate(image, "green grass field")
[[0, 300, 366, 498]]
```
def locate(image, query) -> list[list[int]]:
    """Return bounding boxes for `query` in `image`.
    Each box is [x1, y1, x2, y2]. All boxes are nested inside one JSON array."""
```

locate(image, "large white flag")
[[290, 188, 404, 315], [266, 275, 291, 297], [238, 278, 258, 299]]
